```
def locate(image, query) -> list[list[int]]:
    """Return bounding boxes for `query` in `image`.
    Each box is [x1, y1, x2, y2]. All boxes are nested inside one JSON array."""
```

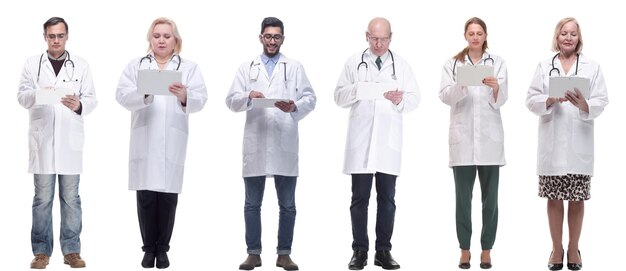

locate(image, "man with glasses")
[[17, 16, 96, 269], [226, 17, 316, 271], [334, 17, 420, 270]]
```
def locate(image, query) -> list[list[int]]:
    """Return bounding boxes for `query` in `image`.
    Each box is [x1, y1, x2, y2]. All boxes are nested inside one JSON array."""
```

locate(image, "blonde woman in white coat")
[[526, 17, 608, 271], [116, 17, 207, 269], [439, 17, 507, 270]]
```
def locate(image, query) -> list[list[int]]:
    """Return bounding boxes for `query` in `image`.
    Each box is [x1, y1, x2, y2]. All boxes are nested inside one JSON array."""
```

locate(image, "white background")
[[1, 0, 623, 270]]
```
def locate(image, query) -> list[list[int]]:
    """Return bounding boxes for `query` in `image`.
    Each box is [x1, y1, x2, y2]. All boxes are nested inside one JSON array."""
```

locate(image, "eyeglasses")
[[367, 33, 391, 44], [262, 34, 283, 42], [46, 33, 66, 40]]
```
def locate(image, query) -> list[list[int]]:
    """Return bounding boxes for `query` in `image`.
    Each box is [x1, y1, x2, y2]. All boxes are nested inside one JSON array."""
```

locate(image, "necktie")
[[375, 56, 382, 70]]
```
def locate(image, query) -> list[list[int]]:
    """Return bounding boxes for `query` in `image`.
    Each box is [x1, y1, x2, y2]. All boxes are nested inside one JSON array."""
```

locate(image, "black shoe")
[[239, 254, 262, 270], [459, 254, 471, 269], [348, 250, 367, 270], [480, 252, 492, 269], [374, 250, 400, 270], [141, 252, 156, 268], [548, 250, 564, 271], [566, 250, 582, 270], [156, 252, 169, 269]]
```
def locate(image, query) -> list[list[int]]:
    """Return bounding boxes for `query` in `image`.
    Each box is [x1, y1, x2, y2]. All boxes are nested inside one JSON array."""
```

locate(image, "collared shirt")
[[261, 53, 280, 77], [370, 51, 389, 68]]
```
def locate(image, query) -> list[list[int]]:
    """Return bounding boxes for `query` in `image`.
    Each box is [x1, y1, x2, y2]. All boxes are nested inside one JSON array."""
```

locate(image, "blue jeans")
[[351, 173, 397, 252], [244, 176, 297, 255], [31, 174, 82, 256]]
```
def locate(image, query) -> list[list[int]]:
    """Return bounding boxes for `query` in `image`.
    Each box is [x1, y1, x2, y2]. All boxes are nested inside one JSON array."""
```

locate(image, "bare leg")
[[567, 201, 584, 264], [547, 199, 564, 263], [460, 249, 470, 263], [480, 250, 491, 264]]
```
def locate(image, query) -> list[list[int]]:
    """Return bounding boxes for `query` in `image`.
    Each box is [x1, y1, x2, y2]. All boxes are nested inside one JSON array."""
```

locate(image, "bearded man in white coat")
[[226, 17, 316, 271], [335, 17, 420, 271], [18, 17, 97, 269]]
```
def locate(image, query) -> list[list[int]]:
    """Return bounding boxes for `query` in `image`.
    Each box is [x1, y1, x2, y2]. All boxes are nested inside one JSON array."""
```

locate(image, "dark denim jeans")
[[350, 172, 397, 252], [244, 175, 297, 255]]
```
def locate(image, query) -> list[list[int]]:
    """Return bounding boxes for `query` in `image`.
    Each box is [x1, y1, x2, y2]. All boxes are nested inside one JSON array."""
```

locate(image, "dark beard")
[[263, 48, 280, 58]]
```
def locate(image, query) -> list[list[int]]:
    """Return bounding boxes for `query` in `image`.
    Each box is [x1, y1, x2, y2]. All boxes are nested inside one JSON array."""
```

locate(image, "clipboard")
[[356, 82, 397, 100], [137, 70, 182, 95], [251, 98, 289, 109], [456, 65, 494, 86], [549, 77, 590, 99], [35, 87, 74, 105]]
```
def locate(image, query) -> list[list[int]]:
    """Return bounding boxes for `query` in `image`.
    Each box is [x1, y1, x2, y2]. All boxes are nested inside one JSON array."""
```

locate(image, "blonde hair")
[[551, 17, 583, 54], [454, 17, 488, 62], [146, 17, 182, 54]]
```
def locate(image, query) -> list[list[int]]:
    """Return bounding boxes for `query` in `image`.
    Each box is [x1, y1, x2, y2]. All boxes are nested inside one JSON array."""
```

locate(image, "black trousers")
[[350, 172, 397, 252], [137, 190, 178, 253]]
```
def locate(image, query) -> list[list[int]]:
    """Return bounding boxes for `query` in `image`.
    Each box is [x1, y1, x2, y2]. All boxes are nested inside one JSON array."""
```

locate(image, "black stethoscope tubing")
[[37, 50, 75, 82], [549, 53, 579, 76], [139, 54, 182, 71], [452, 53, 494, 77], [249, 60, 287, 82], [358, 48, 396, 80]]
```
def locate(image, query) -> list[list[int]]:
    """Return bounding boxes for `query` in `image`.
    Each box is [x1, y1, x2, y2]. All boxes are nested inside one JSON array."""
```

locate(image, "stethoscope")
[[249, 60, 287, 82], [139, 54, 182, 71], [452, 53, 494, 77], [549, 53, 579, 76], [357, 48, 396, 80], [37, 50, 75, 82]]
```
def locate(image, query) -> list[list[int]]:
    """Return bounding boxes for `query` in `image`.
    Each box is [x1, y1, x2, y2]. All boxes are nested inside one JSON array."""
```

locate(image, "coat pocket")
[[69, 117, 85, 151], [167, 127, 189, 166], [130, 126, 148, 160]]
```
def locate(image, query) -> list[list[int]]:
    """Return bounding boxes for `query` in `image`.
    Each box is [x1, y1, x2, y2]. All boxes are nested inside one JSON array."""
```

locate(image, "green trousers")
[[453, 165, 499, 250]]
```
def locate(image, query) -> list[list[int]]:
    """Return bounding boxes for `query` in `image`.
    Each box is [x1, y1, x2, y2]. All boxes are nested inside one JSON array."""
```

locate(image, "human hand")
[[546, 96, 567, 108], [61, 94, 81, 112], [249, 90, 265, 99], [275, 100, 296, 112], [482, 76, 499, 91], [169, 82, 188, 105], [565, 88, 589, 113], [384, 89, 403, 105]]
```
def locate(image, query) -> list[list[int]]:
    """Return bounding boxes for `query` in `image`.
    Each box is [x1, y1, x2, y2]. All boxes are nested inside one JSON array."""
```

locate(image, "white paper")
[[35, 87, 74, 105], [356, 82, 398, 100], [549, 77, 590, 99], [251, 98, 289, 109], [456, 65, 494, 86], [137, 70, 182, 95]]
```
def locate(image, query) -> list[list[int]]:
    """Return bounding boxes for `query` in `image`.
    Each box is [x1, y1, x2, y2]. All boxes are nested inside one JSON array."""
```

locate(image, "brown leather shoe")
[[63, 253, 86, 268], [239, 254, 261, 270], [30, 254, 50, 269], [276, 255, 299, 271]]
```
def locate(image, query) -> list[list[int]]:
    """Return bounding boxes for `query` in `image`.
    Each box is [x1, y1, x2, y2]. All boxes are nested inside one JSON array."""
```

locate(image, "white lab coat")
[[116, 55, 208, 193], [439, 53, 508, 167], [17, 52, 97, 174], [526, 54, 608, 176], [335, 50, 420, 176], [226, 53, 316, 178]]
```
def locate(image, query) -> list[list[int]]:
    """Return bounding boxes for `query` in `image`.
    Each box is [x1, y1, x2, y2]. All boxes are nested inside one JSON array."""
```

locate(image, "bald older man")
[[334, 17, 420, 270]]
